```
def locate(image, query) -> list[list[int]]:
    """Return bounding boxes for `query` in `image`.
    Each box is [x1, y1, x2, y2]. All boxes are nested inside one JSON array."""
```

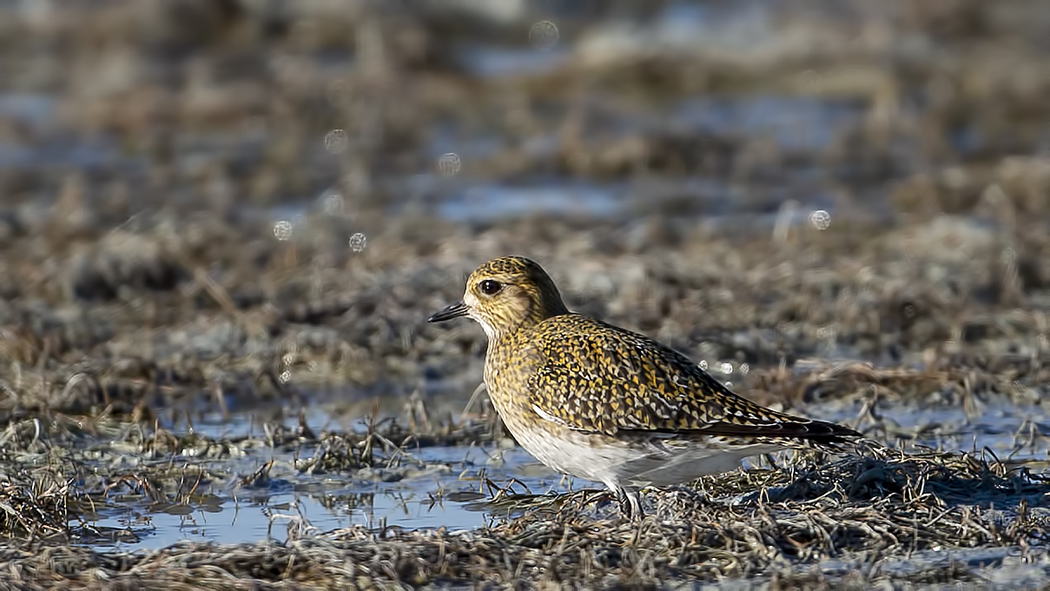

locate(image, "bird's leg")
[[610, 485, 644, 520], [624, 488, 643, 520]]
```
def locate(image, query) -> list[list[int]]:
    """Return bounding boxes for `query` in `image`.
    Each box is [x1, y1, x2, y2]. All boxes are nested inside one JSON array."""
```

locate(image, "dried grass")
[[0, 448, 1045, 589]]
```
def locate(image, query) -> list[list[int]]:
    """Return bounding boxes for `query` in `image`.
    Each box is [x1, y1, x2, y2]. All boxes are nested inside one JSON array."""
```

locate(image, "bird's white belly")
[[508, 421, 634, 486], [505, 416, 786, 490]]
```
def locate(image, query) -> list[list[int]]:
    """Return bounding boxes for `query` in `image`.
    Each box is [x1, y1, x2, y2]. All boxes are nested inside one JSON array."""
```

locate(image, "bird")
[[428, 256, 861, 518]]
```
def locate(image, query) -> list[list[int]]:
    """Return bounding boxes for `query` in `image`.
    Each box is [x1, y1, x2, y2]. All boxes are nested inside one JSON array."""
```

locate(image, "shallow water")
[[437, 182, 626, 222], [672, 96, 862, 152], [81, 441, 566, 551], [73, 393, 1049, 551]]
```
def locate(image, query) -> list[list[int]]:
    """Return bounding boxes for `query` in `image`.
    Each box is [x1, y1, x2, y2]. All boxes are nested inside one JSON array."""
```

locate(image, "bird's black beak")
[[428, 301, 469, 323]]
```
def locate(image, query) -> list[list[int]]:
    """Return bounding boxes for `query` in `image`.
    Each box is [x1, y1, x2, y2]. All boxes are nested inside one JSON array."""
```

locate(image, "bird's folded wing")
[[525, 321, 847, 439]]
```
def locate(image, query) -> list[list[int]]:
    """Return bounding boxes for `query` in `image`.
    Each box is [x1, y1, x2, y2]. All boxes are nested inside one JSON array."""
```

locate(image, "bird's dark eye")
[[478, 279, 502, 295]]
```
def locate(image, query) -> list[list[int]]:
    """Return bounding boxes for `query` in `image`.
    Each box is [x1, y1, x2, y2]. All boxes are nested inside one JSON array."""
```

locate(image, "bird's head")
[[428, 256, 569, 340]]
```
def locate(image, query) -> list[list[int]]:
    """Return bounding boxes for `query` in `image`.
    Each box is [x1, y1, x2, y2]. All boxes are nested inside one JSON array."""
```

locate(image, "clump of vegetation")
[[0, 472, 73, 541]]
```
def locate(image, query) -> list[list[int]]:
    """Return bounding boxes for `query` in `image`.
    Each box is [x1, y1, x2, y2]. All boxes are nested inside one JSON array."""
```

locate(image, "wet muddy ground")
[[2, 0, 1050, 589]]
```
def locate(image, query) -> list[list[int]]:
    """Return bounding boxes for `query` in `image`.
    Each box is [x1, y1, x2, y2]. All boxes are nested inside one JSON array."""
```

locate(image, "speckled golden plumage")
[[429, 256, 860, 518]]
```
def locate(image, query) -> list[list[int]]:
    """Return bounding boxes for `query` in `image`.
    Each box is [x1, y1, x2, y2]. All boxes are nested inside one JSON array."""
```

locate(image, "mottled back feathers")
[[511, 314, 856, 444]]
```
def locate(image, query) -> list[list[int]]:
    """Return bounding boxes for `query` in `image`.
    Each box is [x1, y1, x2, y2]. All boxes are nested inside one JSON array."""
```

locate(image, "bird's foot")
[[612, 487, 644, 521]]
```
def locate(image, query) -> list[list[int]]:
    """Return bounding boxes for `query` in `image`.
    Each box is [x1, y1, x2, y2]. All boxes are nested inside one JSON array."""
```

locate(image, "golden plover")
[[429, 256, 860, 518]]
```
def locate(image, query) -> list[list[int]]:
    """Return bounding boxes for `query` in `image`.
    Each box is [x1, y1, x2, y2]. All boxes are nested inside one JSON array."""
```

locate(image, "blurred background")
[[3, 0, 1050, 394], [1, 0, 1050, 547]]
